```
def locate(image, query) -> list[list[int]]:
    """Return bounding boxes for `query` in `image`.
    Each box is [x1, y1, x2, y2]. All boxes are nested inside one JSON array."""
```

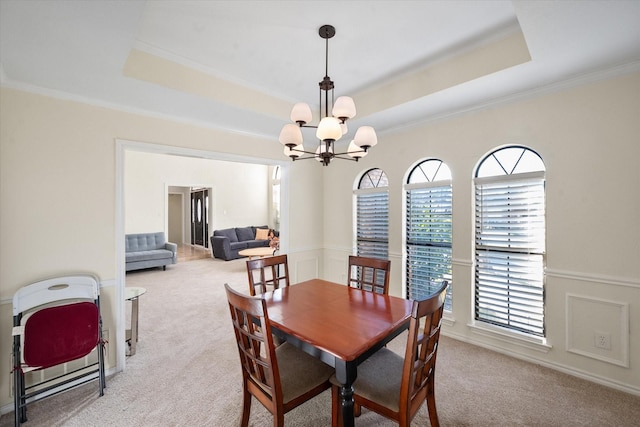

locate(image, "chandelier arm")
[[290, 155, 322, 161], [333, 149, 367, 156], [331, 155, 360, 162]]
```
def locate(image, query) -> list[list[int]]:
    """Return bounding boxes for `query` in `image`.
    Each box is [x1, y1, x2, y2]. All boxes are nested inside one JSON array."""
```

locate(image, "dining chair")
[[331, 281, 448, 427], [246, 254, 290, 296], [224, 284, 334, 427], [347, 255, 391, 295]]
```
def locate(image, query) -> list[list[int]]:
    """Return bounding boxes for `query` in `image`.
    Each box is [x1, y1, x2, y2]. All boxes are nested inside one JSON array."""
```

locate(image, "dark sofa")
[[210, 225, 273, 261]]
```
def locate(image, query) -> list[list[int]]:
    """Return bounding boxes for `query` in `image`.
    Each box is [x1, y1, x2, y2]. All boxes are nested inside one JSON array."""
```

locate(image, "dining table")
[[262, 278, 413, 427]]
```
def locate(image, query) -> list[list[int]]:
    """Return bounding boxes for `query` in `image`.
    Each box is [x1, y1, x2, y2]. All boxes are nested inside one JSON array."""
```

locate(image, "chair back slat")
[[403, 281, 448, 408], [246, 254, 290, 296], [347, 255, 391, 295], [225, 284, 281, 402]]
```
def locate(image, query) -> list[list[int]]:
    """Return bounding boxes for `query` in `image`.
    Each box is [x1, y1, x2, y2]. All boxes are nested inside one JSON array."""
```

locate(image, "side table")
[[125, 286, 147, 356]]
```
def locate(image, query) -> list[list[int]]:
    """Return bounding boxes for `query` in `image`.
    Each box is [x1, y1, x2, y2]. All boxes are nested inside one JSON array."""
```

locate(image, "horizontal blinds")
[[406, 185, 452, 310], [357, 191, 388, 259], [474, 175, 545, 336]]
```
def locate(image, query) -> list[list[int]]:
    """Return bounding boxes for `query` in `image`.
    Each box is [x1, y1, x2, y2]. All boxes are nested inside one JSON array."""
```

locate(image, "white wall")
[[125, 150, 270, 235], [322, 72, 640, 394]]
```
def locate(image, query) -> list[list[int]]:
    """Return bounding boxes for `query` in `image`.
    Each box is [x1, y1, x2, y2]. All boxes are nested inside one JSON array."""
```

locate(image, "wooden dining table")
[[262, 278, 413, 427]]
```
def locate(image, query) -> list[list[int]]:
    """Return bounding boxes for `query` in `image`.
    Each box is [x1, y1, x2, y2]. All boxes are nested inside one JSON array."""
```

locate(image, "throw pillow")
[[255, 228, 269, 240]]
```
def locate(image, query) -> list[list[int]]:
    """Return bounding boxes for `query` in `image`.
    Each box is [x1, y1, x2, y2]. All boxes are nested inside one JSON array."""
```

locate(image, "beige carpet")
[[2, 258, 638, 426]]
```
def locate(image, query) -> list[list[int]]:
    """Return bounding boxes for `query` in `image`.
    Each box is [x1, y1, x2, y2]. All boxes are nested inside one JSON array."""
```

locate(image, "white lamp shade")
[[290, 103, 312, 124], [284, 144, 304, 158], [347, 140, 367, 158], [279, 124, 303, 146], [332, 96, 356, 119], [353, 126, 377, 148], [316, 117, 343, 141]]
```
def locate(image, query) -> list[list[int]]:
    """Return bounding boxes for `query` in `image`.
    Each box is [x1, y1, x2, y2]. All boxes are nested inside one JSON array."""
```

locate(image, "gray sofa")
[[125, 232, 177, 272], [210, 225, 273, 261]]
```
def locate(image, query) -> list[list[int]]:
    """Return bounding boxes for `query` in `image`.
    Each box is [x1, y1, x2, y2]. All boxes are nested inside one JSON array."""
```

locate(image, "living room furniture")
[[347, 255, 391, 295], [238, 247, 275, 260], [12, 275, 106, 426], [262, 279, 413, 427], [210, 225, 274, 261], [125, 232, 177, 272], [125, 286, 146, 356], [224, 284, 333, 427], [246, 254, 289, 296], [330, 281, 448, 427]]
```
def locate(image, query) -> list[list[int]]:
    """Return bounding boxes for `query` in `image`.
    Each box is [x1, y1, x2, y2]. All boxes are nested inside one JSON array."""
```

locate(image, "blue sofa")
[[210, 225, 273, 261], [125, 232, 177, 272]]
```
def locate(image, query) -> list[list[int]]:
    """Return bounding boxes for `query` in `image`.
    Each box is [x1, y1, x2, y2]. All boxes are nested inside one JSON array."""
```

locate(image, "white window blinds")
[[474, 172, 546, 336], [406, 183, 452, 310], [356, 190, 389, 259]]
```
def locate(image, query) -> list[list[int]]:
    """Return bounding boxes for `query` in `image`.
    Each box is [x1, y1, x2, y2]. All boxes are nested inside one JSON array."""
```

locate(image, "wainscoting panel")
[[566, 294, 629, 367], [293, 257, 319, 283]]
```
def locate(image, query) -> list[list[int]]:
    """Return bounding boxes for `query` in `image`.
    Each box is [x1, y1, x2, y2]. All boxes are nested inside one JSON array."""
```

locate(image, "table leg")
[[335, 360, 357, 427], [129, 297, 140, 356]]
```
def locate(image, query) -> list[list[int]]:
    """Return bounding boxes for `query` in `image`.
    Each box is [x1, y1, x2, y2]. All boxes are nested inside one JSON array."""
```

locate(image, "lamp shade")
[[279, 124, 303, 146], [353, 126, 377, 148], [332, 96, 356, 120], [316, 117, 342, 141], [290, 103, 312, 124], [347, 140, 367, 159]]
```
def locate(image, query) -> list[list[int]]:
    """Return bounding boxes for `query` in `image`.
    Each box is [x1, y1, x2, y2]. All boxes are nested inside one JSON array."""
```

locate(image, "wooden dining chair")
[[246, 254, 290, 296], [224, 284, 334, 427], [347, 255, 391, 295], [331, 281, 448, 427]]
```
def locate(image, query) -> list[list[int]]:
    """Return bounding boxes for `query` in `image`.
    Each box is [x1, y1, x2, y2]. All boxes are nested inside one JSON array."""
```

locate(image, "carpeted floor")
[[2, 257, 638, 426]]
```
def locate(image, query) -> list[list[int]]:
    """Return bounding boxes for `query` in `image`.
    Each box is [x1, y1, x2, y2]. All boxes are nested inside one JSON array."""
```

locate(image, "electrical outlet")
[[594, 332, 611, 350]]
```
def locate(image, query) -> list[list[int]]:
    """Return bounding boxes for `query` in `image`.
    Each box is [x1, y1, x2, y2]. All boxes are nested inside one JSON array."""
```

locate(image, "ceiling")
[[1, 1, 639, 142]]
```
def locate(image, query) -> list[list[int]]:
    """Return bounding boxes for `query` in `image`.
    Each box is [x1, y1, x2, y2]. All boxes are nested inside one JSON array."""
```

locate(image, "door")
[[190, 189, 208, 247]]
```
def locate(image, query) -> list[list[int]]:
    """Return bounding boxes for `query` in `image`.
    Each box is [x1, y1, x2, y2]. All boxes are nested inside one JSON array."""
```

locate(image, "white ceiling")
[[1, 1, 639, 140]]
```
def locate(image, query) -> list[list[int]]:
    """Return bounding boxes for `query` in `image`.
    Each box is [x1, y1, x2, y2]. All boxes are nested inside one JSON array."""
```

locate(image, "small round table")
[[238, 247, 275, 260], [125, 286, 146, 356]]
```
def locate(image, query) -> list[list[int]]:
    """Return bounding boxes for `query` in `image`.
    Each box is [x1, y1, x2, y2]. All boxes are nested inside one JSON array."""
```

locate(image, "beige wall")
[[322, 72, 640, 393], [0, 88, 323, 410], [1, 71, 639, 411]]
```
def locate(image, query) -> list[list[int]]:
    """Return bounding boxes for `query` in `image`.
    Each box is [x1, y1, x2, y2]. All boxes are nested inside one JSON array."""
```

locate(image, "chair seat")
[[277, 342, 334, 404], [331, 347, 403, 412]]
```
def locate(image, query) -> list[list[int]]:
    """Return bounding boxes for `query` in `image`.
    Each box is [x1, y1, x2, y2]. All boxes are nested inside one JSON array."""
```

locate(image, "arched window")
[[354, 168, 389, 259], [405, 159, 452, 309], [474, 146, 546, 336]]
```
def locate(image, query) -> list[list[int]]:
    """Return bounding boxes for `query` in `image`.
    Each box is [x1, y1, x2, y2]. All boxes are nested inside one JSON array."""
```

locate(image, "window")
[[355, 169, 388, 259], [474, 146, 546, 336], [272, 165, 281, 231], [405, 159, 452, 309]]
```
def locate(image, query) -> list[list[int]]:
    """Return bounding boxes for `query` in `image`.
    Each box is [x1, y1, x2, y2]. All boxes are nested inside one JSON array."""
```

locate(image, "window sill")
[[467, 321, 552, 354]]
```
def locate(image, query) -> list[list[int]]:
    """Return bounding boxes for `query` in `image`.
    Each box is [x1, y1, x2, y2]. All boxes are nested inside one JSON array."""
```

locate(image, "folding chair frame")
[[12, 274, 106, 426]]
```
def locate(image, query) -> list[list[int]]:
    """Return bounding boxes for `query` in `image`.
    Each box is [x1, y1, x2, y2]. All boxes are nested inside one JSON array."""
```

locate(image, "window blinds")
[[356, 191, 389, 259], [406, 184, 452, 309], [474, 173, 545, 336]]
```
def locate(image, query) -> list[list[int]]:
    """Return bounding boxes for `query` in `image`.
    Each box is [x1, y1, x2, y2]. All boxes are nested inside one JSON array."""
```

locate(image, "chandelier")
[[278, 25, 377, 166]]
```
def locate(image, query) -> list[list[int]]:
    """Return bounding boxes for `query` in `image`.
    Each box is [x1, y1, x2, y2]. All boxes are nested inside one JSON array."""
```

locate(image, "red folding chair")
[[12, 274, 106, 426]]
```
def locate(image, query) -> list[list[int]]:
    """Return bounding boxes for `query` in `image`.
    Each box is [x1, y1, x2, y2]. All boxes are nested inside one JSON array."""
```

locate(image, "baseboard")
[[442, 331, 640, 397]]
